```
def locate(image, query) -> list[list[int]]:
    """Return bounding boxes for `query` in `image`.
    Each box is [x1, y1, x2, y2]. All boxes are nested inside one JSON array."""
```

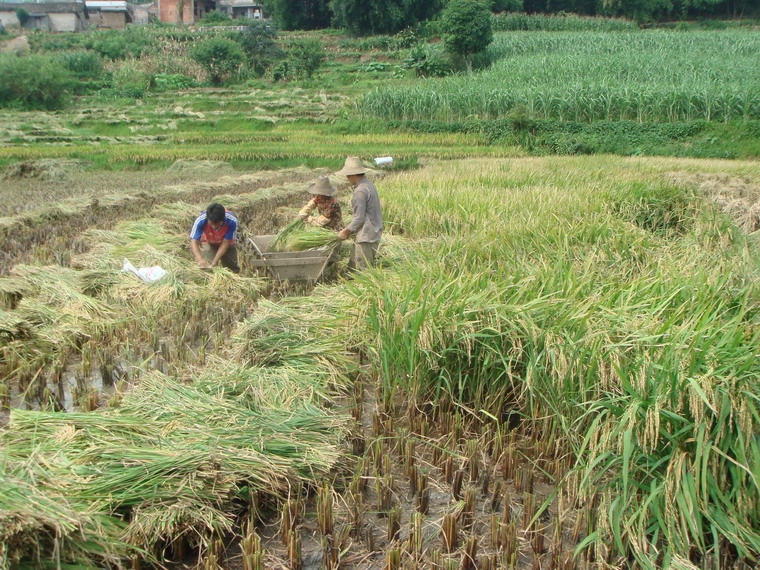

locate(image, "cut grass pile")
[[339, 156, 760, 567]]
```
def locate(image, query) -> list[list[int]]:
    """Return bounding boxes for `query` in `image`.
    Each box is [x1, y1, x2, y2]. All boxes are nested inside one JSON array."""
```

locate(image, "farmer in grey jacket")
[[337, 157, 383, 271]]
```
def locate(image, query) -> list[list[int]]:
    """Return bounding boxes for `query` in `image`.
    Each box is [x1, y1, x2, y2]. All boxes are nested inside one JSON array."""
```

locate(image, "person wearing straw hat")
[[298, 176, 344, 231], [336, 157, 383, 271]]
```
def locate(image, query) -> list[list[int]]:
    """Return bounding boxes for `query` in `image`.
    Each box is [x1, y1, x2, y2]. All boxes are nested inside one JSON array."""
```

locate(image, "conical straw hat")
[[308, 176, 338, 196], [335, 156, 367, 176]]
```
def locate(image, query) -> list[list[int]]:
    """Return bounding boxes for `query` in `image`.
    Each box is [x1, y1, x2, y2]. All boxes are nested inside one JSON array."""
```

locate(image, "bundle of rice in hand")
[[271, 218, 340, 252], [271, 218, 305, 251], [278, 226, 341, 252]]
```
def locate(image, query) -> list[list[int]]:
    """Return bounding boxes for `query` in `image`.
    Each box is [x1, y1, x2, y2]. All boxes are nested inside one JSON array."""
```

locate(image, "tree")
[[491, 0, 524, 12], [329, 0, 442, 36], [441, 0, 493, 70], [287, 37, 326, 78], [190, 37, 245, 85], [272, 0, 331, 30], [239, 20, 285, 76], [16, 7, 30, 26]]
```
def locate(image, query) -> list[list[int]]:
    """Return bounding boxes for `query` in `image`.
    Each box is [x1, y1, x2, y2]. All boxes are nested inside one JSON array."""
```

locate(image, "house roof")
[[0, 1, 86, 13], [218, 0, 262, 7], [85, 0, 127, 11]]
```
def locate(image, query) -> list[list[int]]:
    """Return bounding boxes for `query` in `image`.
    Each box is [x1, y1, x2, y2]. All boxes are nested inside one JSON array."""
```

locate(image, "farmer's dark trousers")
[[200, 244, 240, 273]]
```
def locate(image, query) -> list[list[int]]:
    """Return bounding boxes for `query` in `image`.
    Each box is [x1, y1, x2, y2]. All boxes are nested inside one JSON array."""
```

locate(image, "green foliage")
[[490, 0, 523, 11], [238, 20, 284, 76], [272, 0, 331, 30], [402, 43, 454, 77], [16, 8, 29, 26], [196, 11, 235, 26], [153, 73, 197, 91], [56, 50, 103, 79], [109, 59, 152, 98], [279, 37, 325, 80], [340, 28, 419, 52], [329, 0, 442, 36], [441, 0, 494, 68], [0, 53, 72, 110], [492, 12, 638, 31], [81, 28, 153, 61], [190, 37, 245, 85], [28, 31, 82, 52]]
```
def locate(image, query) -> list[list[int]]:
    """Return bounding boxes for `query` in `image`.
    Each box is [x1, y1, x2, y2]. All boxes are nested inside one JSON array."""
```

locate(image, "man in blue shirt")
[[189, 203, 240, 273]]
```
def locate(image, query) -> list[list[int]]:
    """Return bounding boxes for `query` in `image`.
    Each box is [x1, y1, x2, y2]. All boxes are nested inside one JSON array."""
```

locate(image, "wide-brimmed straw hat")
[[335, 156, 367, 177], [307, 176, 338, 197]]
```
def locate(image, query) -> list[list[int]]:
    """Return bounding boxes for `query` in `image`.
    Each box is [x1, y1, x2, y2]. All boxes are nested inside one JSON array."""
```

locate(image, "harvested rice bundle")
[[279, 226, 341, 252], [231, 301, 354, 385], [271, 218, 306, 251], [1, 363, 347, 564], [0, 309, 33, 341], [0, 461, 132, 567]]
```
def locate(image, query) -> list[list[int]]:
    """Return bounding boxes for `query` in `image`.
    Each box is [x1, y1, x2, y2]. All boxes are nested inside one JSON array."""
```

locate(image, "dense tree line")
[[261, 0, 758, 32]]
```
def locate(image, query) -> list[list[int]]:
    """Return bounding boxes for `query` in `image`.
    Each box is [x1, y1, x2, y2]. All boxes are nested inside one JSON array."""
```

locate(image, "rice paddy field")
[[1, 21, 759, 570]]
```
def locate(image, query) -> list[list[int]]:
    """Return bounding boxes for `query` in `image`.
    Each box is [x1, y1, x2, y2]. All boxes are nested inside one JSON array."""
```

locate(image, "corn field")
[[361, 31, 760, 123]]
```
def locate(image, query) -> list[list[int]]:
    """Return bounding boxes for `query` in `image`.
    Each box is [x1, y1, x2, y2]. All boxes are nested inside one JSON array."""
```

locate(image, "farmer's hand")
[[198, 259, 209, 269], [338, 228, 351, 241], [298, 212, 308, 220]]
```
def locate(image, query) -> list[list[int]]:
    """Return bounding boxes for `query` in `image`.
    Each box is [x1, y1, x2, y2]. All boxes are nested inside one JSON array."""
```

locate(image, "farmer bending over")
[[298, 176, 343, 230], [190, 203, 240, 273], [337, 157, 383, 271]]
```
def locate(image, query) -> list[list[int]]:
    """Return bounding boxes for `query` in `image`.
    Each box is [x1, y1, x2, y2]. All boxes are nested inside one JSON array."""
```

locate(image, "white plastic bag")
[[374, 156, 393, 165], [122, 258, 167, 284]]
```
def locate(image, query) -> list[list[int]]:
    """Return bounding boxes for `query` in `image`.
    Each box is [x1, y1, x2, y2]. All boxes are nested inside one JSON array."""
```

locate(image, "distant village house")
[[86, 1, 129, 29], [0, 1, 87, 32], [0, 0, 263, 29], [156, 0, 261, 24]]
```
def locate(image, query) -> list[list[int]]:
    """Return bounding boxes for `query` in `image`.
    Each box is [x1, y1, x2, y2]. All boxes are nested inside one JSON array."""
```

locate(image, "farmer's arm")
[[341, 188, 367, 239], [190, 239, 208, 267], [299, 198, 317, 219], [211, 239, 232, 266]]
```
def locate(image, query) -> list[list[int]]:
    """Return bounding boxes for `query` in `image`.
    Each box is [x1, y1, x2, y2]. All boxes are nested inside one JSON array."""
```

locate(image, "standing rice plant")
[[340, 156, 760, 566]]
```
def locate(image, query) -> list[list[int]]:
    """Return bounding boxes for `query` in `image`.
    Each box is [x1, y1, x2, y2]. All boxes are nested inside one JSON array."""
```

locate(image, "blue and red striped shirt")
[[190, 211, 238, 245]]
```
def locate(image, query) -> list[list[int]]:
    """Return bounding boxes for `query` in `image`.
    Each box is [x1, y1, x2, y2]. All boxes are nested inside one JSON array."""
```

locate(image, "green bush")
[[238, 20, 284, 76], [441, 0, 493, 70], [28, 31, 82, 52], [56, 50, 103, 79], [0, 53, 73, 109], [402, 43, 453, 77], [283, 37, 325, 79], [82, 28, 153, 60], [197, 11, 236, 26], [110, 59, 152, 98], [16, 8, 29, 26], [190, 36, 245, 85], [153, 73, 197, 91]]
